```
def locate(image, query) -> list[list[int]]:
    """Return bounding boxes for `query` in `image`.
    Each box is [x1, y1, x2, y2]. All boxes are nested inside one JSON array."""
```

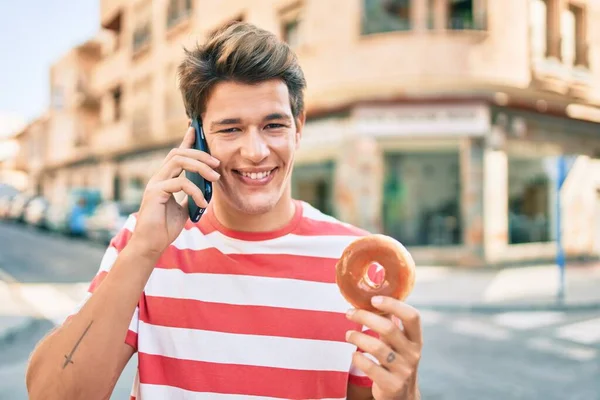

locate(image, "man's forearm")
[[26, 240, 158, 400]]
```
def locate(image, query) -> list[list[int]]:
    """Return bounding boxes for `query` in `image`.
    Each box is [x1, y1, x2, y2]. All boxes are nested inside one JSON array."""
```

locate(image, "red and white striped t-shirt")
[[80, 200, 381, 399]]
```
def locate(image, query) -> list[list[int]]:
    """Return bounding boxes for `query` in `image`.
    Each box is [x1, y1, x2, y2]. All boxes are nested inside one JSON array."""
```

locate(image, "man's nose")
[[240, 129, 269, 163]]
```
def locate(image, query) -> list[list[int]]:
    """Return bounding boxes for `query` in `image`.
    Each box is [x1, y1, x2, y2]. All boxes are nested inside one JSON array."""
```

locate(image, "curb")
[[410, 301, 600, 314]]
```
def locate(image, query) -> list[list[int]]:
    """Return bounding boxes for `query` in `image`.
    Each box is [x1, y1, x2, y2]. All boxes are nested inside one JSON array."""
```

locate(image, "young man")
[[26, 22, 422, 400]]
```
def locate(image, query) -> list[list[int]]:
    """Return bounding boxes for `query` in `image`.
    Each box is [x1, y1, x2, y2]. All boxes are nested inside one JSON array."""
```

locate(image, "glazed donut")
[[335, 234, 415, 314]]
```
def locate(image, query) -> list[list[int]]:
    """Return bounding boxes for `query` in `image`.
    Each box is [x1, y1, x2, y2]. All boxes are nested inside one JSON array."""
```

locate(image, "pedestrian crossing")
[[420, 309, 600, 362], [0, 279, 87, 327], [1, 275, 599, 364]]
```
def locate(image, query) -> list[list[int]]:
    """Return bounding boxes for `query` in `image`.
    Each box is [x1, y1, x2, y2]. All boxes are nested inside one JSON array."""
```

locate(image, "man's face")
[[202, 79, 304, 216]]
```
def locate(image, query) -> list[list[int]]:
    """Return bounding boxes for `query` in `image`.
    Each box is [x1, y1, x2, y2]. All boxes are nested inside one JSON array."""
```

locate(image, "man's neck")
[[211, 195, 297, 233]]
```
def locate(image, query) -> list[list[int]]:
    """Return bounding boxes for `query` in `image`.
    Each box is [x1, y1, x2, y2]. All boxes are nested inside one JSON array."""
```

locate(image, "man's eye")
[[219, 127, 240, 133], [265, 123, 285, 129]]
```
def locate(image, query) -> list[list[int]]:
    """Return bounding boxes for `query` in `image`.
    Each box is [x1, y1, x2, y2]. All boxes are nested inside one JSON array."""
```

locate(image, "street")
[[0, 222, 599, 399]]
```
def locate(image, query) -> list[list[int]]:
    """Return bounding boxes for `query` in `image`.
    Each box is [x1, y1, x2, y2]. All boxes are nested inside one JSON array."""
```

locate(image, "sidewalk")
[[408, 262, 600, 312]]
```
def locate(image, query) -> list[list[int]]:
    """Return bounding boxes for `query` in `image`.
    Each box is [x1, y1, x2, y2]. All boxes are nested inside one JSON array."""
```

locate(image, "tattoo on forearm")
[[62, 320, 93, 368]]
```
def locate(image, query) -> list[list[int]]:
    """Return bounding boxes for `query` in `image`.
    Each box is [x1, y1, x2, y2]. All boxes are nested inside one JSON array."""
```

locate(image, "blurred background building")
[[4, 0, 600, 267]]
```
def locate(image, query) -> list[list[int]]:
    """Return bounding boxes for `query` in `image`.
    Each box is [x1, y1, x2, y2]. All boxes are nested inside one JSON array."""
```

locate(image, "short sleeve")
[[66, 214, 140, 351]]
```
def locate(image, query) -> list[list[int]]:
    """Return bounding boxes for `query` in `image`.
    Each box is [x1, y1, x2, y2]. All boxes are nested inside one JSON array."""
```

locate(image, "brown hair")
[[178, 21, 306, 120]]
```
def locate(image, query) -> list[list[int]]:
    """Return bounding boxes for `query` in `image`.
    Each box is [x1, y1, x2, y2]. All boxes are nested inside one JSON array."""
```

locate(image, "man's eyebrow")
[[264, 113, 292, 122], [209, 114, 292, 130], [210, 118, 241, 129]]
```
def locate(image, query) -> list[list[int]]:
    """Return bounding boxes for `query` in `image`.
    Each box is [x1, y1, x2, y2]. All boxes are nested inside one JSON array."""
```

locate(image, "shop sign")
[[354, 103, 490, 137]]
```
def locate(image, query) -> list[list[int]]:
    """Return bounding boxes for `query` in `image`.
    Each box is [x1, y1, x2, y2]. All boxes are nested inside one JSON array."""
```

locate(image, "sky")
[[0, 0, 99, 140]]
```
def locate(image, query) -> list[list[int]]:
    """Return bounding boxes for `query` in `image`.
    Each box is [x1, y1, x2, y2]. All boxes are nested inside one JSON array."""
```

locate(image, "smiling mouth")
[[233, 168, 277, 181]]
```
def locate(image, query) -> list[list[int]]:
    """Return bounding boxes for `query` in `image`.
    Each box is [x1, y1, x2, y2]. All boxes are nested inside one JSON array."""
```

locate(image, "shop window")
[[447, 0, 484, 30], [383, 152, 461, 246], [291, 162, 335, 217], [508, 157, 555, 244], [361, 0, 411, 35]]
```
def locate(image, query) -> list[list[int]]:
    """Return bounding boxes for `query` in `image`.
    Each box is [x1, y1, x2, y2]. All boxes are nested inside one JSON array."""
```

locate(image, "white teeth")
[[241, 170, 272, 180]]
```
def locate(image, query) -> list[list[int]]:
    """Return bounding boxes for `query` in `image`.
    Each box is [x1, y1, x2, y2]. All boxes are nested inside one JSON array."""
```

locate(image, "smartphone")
[[186, 117, 213, 222]]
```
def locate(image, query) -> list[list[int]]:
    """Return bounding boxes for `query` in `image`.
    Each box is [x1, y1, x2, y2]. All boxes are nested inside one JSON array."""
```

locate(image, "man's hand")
[[346, 296, 422, 400], [131, 126, 221, 257]]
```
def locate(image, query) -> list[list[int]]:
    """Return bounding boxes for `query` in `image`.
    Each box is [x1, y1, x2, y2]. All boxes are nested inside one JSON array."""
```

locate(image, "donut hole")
[[364, 262, 386, 289]]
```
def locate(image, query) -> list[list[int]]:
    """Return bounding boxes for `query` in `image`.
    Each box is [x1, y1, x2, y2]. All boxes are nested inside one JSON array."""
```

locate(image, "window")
[[133, 3, 152, 52], [506, 156, 570, 244], [291, 162, 335, 217], [530, 0, 547, 60], [563, 4, 588, 68], [283, 19, 301, 48], [530, 0, 588, 68], [561, 6, 576, 66], [279, 2, 303, 48], [361, 0, 411, 35], [383, 152, 462, 246], [427, 0, 435, 29], [447, 0, 483, 30], [111, 86, 122, 121], [167, 0, 192, 28]]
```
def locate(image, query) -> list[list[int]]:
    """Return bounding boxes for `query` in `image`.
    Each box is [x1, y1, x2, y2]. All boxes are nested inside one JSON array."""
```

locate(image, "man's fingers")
[[346, 330, 408, 373], [350, 352, 406, 395], [161, 156, 221, 181], [370, 297, 423, 345], [346, 308, 411, 352], [156, 176, 208, 208], [156, 151, 220, 181], [179, 126, 195, 149]]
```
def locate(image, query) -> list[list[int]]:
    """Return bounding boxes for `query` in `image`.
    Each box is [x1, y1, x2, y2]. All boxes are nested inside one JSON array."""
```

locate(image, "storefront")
[[297, 100, 600, 266]]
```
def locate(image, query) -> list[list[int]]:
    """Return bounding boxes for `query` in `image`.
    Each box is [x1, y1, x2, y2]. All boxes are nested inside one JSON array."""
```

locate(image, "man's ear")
[[295, 110, 306, 149]]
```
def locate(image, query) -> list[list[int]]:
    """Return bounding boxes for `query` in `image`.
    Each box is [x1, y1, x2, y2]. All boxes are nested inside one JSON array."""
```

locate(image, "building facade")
[[16, 0, 600, 266]]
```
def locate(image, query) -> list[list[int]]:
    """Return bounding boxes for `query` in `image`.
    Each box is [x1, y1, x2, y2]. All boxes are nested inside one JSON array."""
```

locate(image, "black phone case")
[[186, 117, 213, 222]]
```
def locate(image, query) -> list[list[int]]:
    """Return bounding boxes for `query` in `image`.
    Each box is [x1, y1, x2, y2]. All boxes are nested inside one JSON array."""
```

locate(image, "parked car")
[[46, 188, 103, 236], [0, 194, 15, 219], [8, 193, 34, 222], [86, 201, 139, 244], [24, 196, 49, 228], [45, 201, 70, 234]]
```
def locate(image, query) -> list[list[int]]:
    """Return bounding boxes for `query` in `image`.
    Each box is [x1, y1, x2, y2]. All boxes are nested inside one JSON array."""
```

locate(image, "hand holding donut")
[[336, 234, 422, 400]]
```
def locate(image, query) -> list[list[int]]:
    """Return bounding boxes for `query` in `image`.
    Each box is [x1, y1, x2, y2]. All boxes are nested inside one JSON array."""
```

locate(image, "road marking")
[[483, 265, 558, 302], [528, 337, 597, 361], [15, 284, 82, 326], [451, 318, 512, 341], [0, 267, 87, 326], [555, 317, 600, 345], [419, 310, 444, 325], [492, 311, 565, 330]]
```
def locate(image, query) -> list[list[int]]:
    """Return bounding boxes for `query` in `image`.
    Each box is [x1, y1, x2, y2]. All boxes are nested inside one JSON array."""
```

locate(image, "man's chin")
[[229, 192, 281, 215]]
